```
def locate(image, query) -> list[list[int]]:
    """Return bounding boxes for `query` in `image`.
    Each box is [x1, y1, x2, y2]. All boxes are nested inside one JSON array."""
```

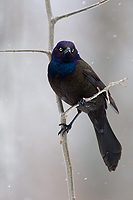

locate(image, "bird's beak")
[[63, 47, 71, 54]]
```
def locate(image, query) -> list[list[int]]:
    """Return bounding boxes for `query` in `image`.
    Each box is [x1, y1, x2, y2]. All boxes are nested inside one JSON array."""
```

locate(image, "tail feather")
[[88, 108, 122, 171]]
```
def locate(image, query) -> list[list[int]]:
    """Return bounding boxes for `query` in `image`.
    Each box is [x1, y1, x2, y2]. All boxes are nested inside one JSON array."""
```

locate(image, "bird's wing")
[[80, 60, 119, 114]]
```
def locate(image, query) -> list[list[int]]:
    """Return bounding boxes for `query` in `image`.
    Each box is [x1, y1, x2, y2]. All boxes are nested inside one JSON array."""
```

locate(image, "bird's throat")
[[48, 60, 77, 79]]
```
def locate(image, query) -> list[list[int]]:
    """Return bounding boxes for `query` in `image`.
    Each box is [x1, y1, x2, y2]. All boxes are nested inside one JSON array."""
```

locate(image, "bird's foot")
[[58, 123, 72, 136], [78, 98, 90, 108]]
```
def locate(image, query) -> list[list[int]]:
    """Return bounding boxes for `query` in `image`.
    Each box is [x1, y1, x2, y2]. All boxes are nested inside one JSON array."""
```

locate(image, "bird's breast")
[[48, 60, 76, 79], [48, 64, 97, 106]]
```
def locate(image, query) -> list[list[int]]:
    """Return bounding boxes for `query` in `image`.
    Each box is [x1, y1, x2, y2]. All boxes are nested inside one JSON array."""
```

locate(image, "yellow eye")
[[59, 47, 63, 52], [72, 48, 75, 53]]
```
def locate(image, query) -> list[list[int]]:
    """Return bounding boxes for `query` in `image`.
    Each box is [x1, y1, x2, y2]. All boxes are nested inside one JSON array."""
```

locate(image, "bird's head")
[[51, 41, 81, 62]]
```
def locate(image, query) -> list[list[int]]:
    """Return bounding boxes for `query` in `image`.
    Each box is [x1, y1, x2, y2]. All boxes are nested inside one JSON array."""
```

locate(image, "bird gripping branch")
[[48, 41, 122, 172]]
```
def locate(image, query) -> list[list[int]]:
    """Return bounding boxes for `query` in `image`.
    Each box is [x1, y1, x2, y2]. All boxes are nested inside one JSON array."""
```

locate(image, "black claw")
[[78, 98, 87, 107], [58, 111, 81, 136], [58, 123, 72, 136], [78, 98, 95, 108], [59, 123, 66, 126], [58, 128, 65, 135]]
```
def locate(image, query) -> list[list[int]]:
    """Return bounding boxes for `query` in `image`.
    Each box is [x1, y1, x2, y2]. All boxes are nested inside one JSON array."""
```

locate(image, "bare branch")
[[0, 49, 51, 59], [54, 0, 109, 23], [45, 1, 76, 200], [62, 78, 128, 120]]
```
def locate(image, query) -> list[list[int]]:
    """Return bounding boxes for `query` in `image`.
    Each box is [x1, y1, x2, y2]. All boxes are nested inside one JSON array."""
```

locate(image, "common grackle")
[[48, 41, 122, 171]]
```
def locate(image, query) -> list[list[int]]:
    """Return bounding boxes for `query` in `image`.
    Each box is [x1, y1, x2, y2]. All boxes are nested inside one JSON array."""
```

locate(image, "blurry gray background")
[[0, 0, 132, 199]]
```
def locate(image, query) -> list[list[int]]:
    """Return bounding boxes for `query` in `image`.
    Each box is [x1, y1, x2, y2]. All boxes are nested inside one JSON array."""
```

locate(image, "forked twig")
[[61, 77, 128, 120], [54, 0, 109, 23], [84, 77, 128, 103]]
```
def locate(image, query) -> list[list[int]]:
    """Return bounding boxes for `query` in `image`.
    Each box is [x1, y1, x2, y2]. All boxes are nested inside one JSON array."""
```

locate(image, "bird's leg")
[[58, 110, 81, 135]]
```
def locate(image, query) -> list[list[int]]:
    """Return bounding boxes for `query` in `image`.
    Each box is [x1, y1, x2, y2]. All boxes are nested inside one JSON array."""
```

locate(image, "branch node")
[[61, 112, 68, 120], [98, 1, 102, 5], [97, 87, 101, 92], [105, 89, 110, 104], [51, 17, 56, 24]]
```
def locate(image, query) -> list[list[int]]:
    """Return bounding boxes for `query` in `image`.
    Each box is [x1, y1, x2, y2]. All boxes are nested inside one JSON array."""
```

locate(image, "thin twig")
[[61, 78, 128, 120], [54, 0, 109, 23], [84, 77, 128, 102], [0, 49, 51, 59], [0, 49, 50, 54]]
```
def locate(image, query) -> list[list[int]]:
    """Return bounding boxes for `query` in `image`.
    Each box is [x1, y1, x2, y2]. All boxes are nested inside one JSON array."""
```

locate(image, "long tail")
[[88, 107, 122, 171]]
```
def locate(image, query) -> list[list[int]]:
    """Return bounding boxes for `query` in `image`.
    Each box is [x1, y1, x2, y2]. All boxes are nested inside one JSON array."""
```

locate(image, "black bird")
[[48, 41, 122, 171]]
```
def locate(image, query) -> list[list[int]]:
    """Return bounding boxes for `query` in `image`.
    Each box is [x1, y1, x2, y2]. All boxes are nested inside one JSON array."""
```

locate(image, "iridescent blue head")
[[51, 41, 81, 62], [48, 41, 81, 79]]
